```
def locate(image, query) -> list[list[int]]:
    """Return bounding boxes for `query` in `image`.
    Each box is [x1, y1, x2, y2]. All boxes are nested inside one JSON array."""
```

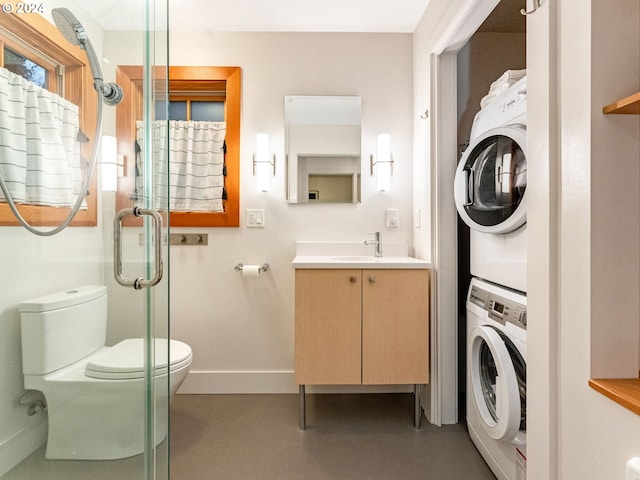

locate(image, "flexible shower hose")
[[0, 90, 104, 236]]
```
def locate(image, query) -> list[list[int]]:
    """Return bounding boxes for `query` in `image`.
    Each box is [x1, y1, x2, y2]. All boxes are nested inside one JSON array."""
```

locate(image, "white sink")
[[292, 241, 432, 269], [330, 256, 375, 261]]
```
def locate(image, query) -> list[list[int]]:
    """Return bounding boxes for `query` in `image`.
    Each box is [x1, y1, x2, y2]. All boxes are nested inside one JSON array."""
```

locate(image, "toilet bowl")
[[20, 286, 192, 460]]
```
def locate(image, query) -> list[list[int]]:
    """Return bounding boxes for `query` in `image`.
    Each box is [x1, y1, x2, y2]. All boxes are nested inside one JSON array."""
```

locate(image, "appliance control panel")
[[469, 284, 527, 330], [487, 294, 527, 330]]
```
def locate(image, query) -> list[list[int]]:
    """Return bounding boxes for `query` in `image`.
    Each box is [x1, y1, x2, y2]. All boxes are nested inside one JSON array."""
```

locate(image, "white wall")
[[103, 31, 416, 393], [554, 1, 640, 479], [527, 1, 640, 478], [0, 1, 106, 476]]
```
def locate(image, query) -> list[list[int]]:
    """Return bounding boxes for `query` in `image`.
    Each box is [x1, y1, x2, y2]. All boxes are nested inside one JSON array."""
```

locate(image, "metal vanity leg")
[[414, 384, 421, 429], [299, 385, 306, 430]]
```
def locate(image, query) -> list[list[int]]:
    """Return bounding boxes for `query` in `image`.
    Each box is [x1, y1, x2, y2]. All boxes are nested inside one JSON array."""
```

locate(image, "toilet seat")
[[85, 338, 192, 380]]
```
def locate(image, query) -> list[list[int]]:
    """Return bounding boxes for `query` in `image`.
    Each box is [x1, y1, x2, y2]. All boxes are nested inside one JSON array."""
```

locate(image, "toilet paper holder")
[[234, 263, 269, 273]]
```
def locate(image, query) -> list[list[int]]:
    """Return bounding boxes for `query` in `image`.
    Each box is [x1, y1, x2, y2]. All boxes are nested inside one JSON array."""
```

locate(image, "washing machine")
[[454, 76, 527, 293], [466, 277, 527, 480]]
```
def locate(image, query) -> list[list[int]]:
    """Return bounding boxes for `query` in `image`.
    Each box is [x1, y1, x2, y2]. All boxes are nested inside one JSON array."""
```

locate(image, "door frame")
[[427, 0, 501, 427], [427, 1, 559, 477]]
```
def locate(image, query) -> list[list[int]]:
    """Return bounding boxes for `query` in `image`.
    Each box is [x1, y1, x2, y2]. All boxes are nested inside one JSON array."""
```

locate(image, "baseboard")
[[178, 370, 414, 395], [0, 417, 47, 478]]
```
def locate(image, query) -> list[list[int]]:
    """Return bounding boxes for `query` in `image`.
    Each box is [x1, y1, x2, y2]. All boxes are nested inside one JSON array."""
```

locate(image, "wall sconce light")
[[100, 135, 125, 192], [253, 133, 275, 192], [370, 133, 393, 192]]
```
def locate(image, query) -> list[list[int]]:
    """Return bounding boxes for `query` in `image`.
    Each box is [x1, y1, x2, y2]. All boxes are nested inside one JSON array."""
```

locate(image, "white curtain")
[[0, 67, 82, 207], [136, 120, 226, 212]]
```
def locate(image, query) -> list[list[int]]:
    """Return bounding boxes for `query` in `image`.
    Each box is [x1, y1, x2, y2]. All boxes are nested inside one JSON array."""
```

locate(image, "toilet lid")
[[85, 338, 192, 380]]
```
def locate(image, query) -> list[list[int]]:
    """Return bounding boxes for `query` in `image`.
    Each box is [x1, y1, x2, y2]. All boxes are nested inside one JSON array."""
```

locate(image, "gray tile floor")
[[170, 393, 496, 480], [2, 393, 496, 480], [1, 443, 158, 480]]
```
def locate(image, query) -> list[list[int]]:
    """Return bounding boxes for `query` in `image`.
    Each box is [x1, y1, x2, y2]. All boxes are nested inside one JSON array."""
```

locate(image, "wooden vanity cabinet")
[[294, 268, 430, 386], [362, 269, 429, 385], [294, 269, 362, 385]]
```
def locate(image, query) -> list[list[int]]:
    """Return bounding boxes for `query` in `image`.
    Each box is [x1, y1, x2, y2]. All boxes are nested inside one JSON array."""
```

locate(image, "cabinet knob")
[[350, 276, 357, 283], [368, 276, 376, 283]]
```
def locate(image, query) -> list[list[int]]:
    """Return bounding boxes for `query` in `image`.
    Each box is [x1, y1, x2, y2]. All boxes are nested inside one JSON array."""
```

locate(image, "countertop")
[[292, 255, 432, 269]]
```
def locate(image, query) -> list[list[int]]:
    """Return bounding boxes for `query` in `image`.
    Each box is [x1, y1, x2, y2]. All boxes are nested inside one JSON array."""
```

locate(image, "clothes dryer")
[[466, 277, 527, 480], [454, 77, 527, 292]]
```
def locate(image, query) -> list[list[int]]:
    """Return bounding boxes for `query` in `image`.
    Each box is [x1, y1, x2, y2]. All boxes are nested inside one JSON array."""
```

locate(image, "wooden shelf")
[[603, 92, 640, 114], [589, 378, 640, 415]]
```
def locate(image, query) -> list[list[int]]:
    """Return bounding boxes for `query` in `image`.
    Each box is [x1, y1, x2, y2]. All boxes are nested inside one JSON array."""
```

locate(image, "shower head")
[[51, 8, 123, 106], [51, 7, 85, 46]]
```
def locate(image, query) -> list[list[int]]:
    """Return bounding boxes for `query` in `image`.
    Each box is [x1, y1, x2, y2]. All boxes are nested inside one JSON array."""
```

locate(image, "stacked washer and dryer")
[[454, 75, 528, 480]]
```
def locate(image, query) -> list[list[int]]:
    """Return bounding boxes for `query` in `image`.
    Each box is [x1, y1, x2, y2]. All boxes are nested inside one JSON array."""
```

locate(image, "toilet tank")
[[20, 286, 108, 375]]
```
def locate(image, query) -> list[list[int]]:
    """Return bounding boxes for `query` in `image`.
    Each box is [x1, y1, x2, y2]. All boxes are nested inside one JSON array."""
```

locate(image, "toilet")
[[19, 285, 192, 460]]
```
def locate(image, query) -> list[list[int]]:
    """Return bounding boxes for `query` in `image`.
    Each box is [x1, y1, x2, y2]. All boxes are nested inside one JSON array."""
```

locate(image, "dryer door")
[[454, 125, 527, 233], [468, 325, 525, 442]]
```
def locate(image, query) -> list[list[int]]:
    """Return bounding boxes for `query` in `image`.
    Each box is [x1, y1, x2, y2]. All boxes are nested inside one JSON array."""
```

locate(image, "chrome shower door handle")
[[114, 207, 164, 290]]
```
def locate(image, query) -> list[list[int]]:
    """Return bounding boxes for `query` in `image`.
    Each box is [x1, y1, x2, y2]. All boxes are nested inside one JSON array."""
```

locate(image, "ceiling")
[[76, 0, 434, 33], [75, 0, 524, 36]]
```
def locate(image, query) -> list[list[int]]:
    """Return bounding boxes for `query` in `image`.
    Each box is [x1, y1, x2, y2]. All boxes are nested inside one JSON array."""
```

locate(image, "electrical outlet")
[[627, 457, 640, 480], [386, 208, 399, 228]]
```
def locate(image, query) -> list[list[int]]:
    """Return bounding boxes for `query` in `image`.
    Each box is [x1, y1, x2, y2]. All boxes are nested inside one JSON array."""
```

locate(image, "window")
[[0, 13, 97, 227], [157, 99, 225, 122], [4, 46, 50, 89], [116, 66, 241, 227]]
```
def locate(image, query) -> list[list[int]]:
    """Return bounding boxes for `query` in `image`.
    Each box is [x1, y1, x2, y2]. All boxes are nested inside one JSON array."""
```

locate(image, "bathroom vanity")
[[292, 247, 431, 429]]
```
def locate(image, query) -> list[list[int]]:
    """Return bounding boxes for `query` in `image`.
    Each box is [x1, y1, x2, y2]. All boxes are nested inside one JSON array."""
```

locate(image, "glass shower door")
[[0, 1, 171, 479], [109, 0, 172, 479], [129, 3, 171, 477]]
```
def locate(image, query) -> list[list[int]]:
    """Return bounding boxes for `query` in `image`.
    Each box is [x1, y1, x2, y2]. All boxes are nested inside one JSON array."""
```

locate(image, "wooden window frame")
[[2, 43, 59, 93], [0, 13, 97, 227], [115, 66, 241, 228]]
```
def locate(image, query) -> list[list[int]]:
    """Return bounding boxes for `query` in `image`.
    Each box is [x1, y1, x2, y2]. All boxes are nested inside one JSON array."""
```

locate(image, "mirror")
[[285, 96, 361, 203]]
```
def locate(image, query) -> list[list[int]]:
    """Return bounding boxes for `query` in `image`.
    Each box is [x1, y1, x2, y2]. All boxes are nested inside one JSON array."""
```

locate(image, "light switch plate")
[[246, 209, 265, 228], [386, 208, 399, 228]]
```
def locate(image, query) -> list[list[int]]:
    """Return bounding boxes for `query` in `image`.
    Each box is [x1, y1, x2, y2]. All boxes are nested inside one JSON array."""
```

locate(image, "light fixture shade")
[[256, 133, 270, 192], [100, 135, 118, 192], [376, 133, 391, 192]]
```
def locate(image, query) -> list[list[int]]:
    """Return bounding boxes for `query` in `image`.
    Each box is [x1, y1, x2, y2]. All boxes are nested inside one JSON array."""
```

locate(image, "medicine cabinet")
[[285, 95, 361, 204]]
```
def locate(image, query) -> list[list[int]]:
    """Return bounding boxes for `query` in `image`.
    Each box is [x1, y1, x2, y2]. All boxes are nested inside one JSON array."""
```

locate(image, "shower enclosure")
[[0, 1, 171, 479]]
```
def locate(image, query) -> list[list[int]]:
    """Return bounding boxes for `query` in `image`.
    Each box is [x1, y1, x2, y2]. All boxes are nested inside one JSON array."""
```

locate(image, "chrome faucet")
[[364, 232, 382, 257]]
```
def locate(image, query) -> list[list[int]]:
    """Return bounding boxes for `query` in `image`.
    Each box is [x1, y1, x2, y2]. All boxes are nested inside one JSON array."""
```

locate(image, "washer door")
[[454, 125, 527, 233], [468, 325, 526, 442]]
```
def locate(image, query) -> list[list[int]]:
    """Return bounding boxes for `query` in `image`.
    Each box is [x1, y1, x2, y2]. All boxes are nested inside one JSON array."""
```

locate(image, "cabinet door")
[[294, 269, 362, 385], [362, 269, 430, 385]]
